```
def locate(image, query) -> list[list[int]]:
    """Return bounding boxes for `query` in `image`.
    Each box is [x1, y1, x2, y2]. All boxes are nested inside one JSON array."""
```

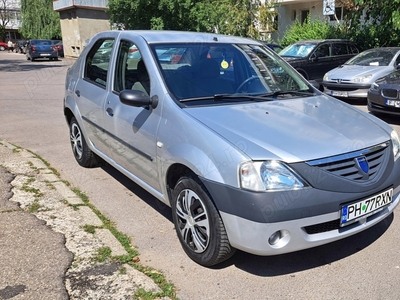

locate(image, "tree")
[[0, 0, 19, 41], [20, 0, 61, 39], [107, 0, 278, 39], [344, 0, 400, 49]]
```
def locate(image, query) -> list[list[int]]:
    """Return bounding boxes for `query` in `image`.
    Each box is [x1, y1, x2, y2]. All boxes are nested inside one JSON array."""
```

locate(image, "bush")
[[280, 17, 345, 47]]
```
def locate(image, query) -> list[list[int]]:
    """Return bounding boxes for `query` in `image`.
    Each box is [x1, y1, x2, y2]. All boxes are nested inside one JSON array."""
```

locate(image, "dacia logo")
[[355, 156, 369, 179]]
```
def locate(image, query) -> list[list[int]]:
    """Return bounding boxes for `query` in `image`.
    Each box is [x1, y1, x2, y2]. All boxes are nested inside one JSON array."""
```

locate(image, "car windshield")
[[345, 49, 397, 66], [151, 43, 313, 104], [279, 43, 317, 58]]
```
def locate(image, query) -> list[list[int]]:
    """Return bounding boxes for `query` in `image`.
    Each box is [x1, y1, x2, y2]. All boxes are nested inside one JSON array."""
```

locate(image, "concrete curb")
[[0, 140, 167, 299]]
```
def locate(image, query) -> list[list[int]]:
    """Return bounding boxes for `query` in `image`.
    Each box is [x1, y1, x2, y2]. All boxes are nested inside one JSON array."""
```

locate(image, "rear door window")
[[84, 39, 114, 88]]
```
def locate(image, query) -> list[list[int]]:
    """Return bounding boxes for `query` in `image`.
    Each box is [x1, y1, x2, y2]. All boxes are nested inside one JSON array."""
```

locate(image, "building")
[[272, 0, 349, 42], [53, 0, 110, 58], [0, 0, 22, 42]]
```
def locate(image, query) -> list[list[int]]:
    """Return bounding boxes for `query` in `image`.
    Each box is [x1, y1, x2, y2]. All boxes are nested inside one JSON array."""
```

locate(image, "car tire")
[[171, 175, 235, 266], [69, 117, 103, 168], [0, 46, 5, 51]]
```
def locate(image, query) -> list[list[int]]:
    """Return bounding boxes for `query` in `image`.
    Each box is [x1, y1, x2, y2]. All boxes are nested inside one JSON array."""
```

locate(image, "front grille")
[[382, 88, 399, 99], [326, 85, 358, 92], [307, 143, 389, 181]]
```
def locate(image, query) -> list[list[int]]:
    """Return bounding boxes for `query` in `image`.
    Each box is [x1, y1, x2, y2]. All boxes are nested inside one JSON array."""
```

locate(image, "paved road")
[[1, 51, 400, 299]]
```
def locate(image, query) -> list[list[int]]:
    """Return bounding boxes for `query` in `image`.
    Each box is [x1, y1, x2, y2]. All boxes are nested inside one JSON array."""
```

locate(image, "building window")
[[292, 10, 296, 21]]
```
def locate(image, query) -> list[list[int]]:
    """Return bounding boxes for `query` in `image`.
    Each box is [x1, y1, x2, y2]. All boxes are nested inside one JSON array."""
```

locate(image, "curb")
[[0, 140, 172, 299]]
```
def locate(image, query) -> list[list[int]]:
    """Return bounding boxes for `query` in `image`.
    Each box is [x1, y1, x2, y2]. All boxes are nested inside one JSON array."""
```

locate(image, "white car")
[[323, 47, 400, 99]]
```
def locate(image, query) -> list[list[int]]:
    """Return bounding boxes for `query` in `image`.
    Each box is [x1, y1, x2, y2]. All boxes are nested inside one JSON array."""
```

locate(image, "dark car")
[[52, 40, 64, 57], [368, 70, 400, 116], [264, 43, 283, 53], [26, 39, 59, 61], [280, 39, 360, 88], [14, 40, 27, 54]]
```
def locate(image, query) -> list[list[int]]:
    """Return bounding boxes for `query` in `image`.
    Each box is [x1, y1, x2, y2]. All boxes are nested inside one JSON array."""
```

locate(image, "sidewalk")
[[0, 140, 165, 299]]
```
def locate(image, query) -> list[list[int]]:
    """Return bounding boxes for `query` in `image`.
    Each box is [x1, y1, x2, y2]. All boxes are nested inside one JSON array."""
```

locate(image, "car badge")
[[355, 156, 369, 174], [336, 79, 342, 83]]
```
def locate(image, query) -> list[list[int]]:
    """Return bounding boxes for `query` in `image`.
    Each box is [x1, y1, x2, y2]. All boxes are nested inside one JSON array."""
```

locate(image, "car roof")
[[96, 30, 262, 45], [293, 39, 352, 44]]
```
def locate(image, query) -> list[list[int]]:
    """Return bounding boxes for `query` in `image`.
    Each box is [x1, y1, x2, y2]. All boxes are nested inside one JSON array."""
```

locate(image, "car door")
[[103, 37, 162, 192], [331, 42, 358, 68], [307, 43, 335, 81], [74, 37, 116, 159]]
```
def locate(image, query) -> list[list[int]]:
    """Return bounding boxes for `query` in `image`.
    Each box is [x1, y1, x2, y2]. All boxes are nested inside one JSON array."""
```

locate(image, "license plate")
[[340, 188, 393, 226], [40, 53, 51, 56], [331, 91, 348, 97], [386, 100, 400, 107]]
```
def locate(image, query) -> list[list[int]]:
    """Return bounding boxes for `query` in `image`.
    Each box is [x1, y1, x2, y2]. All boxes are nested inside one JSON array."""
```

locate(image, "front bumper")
[[220, 190, 399, 255], [322, 81, 371, 99], [368, 90, 400, 116]]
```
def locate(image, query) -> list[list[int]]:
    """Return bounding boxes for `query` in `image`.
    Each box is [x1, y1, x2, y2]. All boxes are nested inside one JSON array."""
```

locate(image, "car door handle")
[[106, 107, 114, 117], [75, 90, 80, 97]]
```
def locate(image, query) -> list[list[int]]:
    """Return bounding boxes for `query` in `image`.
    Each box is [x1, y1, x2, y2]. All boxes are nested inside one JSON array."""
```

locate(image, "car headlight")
[[351, 74, 373, 83], [240, 161, 309, 191], [391, 130, 400, 161], [370, 82, 381, 92], [323, 73, 329, 81]]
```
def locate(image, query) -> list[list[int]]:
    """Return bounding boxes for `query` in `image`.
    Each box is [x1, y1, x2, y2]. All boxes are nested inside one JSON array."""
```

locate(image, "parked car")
[[26, 39, 59, 61], [368, 70, 400, 115], [280, 39, 360, 88], [64, 30, 400, 267], [14, 40, 27, 54], [52, 40, 64, 57], [264, 43, 283, 53], [0, 41, 8, 51], [323, 48, 400, 100]]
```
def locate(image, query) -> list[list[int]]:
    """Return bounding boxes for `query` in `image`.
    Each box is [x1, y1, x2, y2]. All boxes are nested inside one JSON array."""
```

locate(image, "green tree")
[[20, 0, 61, 39], [107, 0, 278, 39], [344, 0, 400, 49]]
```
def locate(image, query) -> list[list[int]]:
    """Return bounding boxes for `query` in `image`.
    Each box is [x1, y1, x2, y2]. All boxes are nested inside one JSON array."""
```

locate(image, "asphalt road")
[[1, 51, 400, 300]]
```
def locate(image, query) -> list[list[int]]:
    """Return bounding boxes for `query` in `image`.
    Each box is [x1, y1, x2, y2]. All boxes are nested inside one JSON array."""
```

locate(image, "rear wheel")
[[0, 46, 5, 51], [69, 117, 103, 168], [171, 175, 235, 266]]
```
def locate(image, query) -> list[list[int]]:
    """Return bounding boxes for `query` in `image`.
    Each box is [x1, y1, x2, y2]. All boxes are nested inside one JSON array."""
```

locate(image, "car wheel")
[[171, 175, 235, 266], [0, 46, 5, 51], [69, 117, 103, 168]]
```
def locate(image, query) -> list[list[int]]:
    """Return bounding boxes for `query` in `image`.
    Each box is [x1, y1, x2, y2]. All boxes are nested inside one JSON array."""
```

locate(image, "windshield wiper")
[[180, 94, 274, 103], [261, 90, 316, 98]]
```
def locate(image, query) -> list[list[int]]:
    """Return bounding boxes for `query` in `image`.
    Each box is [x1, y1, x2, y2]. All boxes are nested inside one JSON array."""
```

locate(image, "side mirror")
[[119, 90, 158, 109]]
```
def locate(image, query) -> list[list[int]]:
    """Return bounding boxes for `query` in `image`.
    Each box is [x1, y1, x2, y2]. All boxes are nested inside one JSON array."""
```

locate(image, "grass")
[[1, 141, 179, 299]]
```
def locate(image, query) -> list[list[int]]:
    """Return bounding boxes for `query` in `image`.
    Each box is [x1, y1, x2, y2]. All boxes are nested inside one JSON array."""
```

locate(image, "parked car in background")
[[52, 40, 64, 57], [14, 40, 27, 53], [280, 39, 360, 88], [264, 43, 283, 53], [64, 30, 400, 267], [368, 70, 400, 115], [26, 39, 59, 61], [323, 48, 400, 100], [0, 41, 8, 51]]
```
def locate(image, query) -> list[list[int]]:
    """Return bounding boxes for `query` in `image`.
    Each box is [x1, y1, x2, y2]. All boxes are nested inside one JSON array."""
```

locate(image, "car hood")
[[326, 65, 394, 80], [185, 95, 390, 162]]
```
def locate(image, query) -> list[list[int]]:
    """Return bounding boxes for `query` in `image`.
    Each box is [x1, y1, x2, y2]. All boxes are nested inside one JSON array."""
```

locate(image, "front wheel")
[[69, 117, 103, 168], [171, 175, 235, 266]]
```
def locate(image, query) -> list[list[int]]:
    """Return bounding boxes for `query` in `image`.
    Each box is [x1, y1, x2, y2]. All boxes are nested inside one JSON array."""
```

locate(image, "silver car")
[[323, 47, 400, 99], [63, 30, 400, 266]]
